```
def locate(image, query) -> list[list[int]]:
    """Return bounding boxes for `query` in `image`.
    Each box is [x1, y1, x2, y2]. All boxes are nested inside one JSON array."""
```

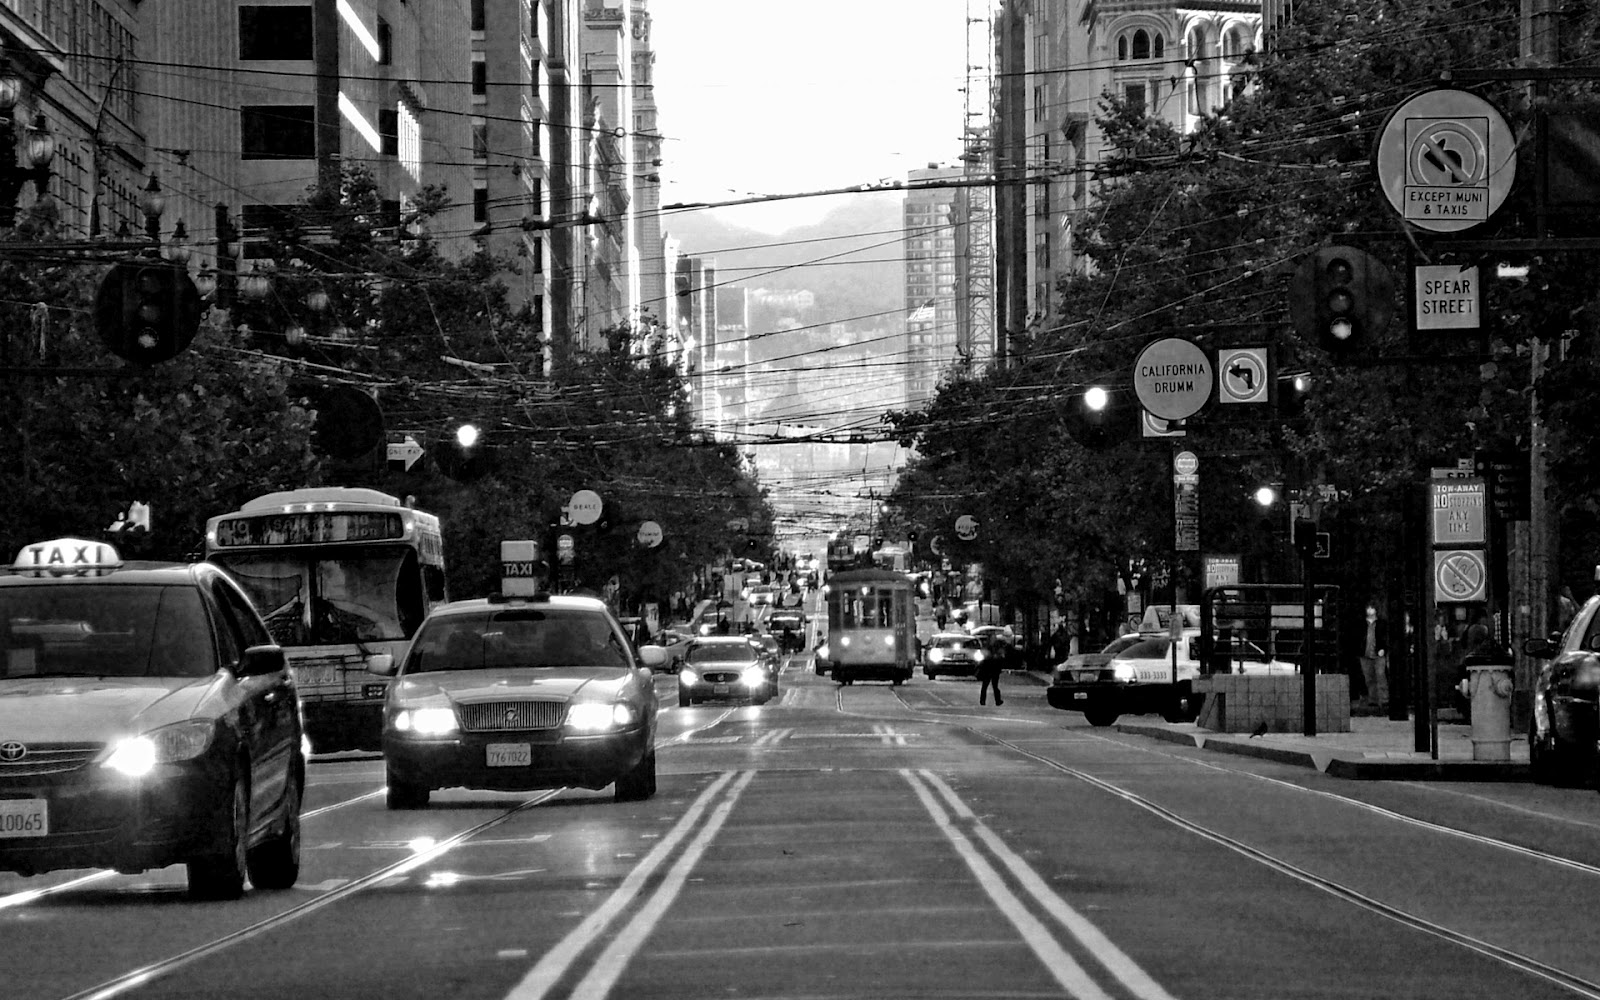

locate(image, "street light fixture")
[[0, 42, 56, 229], [165, 220, 191, 264], [139, 172, 165, 243]]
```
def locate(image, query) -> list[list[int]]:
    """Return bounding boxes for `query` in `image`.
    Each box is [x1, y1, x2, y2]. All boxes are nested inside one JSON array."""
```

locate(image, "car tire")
[[892, 677, 903, 686], [1083, 708, 1120, 728], [615, 748, 656, 802], [246, 768, 302, 891], [188, 775, 249, 900], [386, 767, 430, 809], [924, 668, 936, 680]]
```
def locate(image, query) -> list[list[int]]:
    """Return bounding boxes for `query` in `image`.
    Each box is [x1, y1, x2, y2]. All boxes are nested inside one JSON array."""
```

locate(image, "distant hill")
[[662, 192, 906, 363]]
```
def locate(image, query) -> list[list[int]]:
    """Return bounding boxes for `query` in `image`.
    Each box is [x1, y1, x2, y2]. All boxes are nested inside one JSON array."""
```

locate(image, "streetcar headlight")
[[839, 636, 852, 648], [884, 635, 895, 647], [393, 707, 459, 735]]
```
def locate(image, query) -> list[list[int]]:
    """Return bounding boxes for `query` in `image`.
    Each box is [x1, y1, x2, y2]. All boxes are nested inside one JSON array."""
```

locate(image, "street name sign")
[[1374, 88, 1516, 233], [1133, 338, 1214, 421], [1414, 264, 1480, 330]]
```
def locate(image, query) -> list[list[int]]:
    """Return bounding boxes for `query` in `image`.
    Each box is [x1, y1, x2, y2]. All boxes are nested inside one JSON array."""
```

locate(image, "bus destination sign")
[[213, 511, 406, 547]]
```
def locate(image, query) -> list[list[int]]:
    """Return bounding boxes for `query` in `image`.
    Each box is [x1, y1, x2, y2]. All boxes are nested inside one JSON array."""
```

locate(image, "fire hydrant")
[[1465, 663, 1514, 762]]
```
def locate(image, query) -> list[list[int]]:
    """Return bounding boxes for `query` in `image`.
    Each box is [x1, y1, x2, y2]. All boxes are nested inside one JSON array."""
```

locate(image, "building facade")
[[994, 1, 1262, 345], [903, 164, 964, 407]]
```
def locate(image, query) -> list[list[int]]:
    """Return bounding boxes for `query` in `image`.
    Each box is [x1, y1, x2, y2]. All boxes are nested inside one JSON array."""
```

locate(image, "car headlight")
[[680, 668, 699, 685], [973, 649, 986, 662], [741, 666, 768, 688], [103, 720, 216, 777], [393, 707, 460, 735], [816, 644, 830, 660], [567, 702, 638, 731], [1112, 662, 1136, 682], [928, 649, 945, 663]]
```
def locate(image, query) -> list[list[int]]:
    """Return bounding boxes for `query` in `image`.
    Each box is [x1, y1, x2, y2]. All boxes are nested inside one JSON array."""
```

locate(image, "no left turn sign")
[[1217, 347, 1269, 405]]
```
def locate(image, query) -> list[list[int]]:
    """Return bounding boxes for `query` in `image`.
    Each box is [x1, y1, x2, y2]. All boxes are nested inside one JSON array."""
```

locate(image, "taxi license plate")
[[486, 743, 531, 767], [0, 799, 47, 838], [296, 666, 342, 688], [1073, 691, 1088, 700], [713, 683, 730, 695]]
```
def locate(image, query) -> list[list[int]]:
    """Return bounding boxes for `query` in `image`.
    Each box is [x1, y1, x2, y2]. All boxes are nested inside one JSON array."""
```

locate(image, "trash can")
[[1465, 663, 1514, 762]]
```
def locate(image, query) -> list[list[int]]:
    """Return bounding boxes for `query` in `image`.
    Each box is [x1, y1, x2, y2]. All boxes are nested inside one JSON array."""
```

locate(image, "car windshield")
[[212, 546, 423, 646], [403, 608, 631, 674], [687, 644, 757, 664], [1118, 637, 1172, 660], [1, 584, 214, 679]]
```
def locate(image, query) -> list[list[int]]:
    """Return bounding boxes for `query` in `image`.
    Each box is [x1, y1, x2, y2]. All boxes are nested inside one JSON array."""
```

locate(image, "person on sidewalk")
[[1360, 602, 1389, 714], [977, 649, 1003, 706]]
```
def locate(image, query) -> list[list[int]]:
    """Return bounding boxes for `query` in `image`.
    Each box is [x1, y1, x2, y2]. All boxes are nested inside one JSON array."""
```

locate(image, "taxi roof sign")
[[11, 538, 124, 578]]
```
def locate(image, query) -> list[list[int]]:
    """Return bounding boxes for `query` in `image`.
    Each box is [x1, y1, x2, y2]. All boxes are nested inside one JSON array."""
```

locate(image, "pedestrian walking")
[[977, 648, 1003, 706], [1360, 602, 1389, 713]]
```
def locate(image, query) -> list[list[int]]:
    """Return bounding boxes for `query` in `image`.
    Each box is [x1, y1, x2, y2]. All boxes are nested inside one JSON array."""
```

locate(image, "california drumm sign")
[[1133, 337, 1215, 422]]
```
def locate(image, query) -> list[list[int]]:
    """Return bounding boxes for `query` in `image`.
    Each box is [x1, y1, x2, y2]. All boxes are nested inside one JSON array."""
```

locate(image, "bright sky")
[[648, 0, 975, 232]]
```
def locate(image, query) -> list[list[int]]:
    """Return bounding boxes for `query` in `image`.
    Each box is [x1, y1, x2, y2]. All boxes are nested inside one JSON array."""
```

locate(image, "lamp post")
[[139, 172, 165, 245], [0, 43, 56, 230]]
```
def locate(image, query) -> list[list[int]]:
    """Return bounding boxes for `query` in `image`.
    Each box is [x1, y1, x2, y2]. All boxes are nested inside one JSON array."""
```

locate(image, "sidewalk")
[[1016, 669, 1529, 781]]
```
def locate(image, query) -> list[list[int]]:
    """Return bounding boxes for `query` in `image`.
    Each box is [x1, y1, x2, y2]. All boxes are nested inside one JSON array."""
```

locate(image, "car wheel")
[[615, 748, 657, 802], [1162, 692, 1203, 724], [1083, 708, 1120, 728], [1530, 711, 1556, 785], [386, 766, 430, 809], [892, 677, 904, 686], [246, 767, 302, 890], [188, 775, 249, 900]]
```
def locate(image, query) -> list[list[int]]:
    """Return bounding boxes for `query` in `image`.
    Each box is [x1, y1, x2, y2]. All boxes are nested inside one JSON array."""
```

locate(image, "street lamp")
[[164, 220, 191, 264], [139, 172, 165, 244], [0, 44, 56, 229]]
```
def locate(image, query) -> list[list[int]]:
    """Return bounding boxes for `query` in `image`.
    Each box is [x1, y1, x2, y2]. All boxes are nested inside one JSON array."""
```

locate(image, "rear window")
[[935, 637, 981, 650], [1, 584, 215, 679], [403, 608, 630, 673], [687, 643, 758, 664]]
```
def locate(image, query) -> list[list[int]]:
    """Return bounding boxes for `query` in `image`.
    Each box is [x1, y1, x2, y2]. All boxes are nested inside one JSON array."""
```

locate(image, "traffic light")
[[94, 261, 204, 365], [1288, 246, 1394, 360]]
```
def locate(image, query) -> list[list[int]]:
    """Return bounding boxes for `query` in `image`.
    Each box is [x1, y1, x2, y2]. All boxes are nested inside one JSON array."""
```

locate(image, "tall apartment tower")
[[630, 2, 667, 334], [579, 0, 638, 344], [993, 2, 1261, 344], [903, 164, 964, 407], [142, 2, 474, 267]]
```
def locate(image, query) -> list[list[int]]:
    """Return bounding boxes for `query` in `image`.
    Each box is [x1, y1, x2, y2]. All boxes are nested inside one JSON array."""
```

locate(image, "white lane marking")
[[502, 771, 742, 1000], [567, 770, 758, 1000], [916, 769, 1180, 1000], [899, 769, 1118, 1000]]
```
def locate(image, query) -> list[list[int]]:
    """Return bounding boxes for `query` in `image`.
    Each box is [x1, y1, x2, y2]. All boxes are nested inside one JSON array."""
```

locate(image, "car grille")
[[697, 670, 743, 684], [457, 701, 565, 732], [0, 742, 103, 778]]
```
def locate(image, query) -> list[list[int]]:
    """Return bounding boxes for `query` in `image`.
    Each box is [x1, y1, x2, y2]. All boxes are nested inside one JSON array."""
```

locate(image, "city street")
[[7, 655, 1600, 1000]]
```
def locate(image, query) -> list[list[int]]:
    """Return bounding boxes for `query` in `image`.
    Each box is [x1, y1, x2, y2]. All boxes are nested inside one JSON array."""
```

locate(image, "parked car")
[[373, 592, 666, 807], [1048, 629, 1294, 727], [922, 632, 988, 679], [678, 636, 775, 706], [0, 537, 303, 899], [1524, 595, 1600, 786]]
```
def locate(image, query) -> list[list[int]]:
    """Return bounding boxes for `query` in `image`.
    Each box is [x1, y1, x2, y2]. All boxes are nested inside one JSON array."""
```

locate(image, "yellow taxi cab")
[[0, 538, 303, 899], [373, 591, 667, 808]]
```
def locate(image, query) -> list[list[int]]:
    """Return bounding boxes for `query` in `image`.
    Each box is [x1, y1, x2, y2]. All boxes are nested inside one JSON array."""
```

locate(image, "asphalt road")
[[8, 656, 1600, 1000]]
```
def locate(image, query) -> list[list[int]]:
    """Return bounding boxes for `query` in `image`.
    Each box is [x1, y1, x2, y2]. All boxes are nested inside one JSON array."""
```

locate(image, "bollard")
[[1465, 663, 1514, 762]]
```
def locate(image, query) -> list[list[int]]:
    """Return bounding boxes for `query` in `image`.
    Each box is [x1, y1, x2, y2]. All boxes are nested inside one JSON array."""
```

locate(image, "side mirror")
[[638, 645, 669, 671], [366, 652, 397, 676], [238, 644, 287, 678], [1523, 637, 1558, 659]]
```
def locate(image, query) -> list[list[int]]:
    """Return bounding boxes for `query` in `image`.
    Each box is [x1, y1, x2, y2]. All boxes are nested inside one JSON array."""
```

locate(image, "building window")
[[1035, 232, 1051, 269], [1132, 30, 1150, 60], [473, 186, 489, 223], [473, 120, 489, 159], [1154, 34, 1165, 60], [471, 0, 486, 31], [240, 106, 317, 159], [1117, 35, 1128, 61], [1123, 83, 1145, 112], [379, 109, 398, 156], [239, 5, 314, 61], [1033, 85, 1045, 123], [377, 17, 392, 65], [472, 59, 487, 97]]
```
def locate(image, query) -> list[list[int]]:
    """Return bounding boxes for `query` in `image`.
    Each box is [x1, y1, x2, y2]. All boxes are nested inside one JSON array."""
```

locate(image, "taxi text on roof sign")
[[11, 538, 124, 577]]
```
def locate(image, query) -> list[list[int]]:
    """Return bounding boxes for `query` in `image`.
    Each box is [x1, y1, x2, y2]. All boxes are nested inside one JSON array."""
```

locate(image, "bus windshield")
[[214, 546, 424, 646]]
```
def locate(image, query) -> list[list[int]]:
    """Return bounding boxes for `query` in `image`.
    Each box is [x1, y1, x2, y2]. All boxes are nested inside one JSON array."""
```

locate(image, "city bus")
[[817, 568, 917, 685], [205, 487, 447, 752]]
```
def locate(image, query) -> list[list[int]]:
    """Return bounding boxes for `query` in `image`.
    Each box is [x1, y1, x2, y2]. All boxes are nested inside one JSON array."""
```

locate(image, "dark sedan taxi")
[[0, 537, 303, 899], [374, 592, 666, 807]]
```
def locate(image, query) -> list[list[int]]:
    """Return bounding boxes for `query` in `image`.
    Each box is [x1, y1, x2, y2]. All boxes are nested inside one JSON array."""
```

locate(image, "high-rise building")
[[903, 164, 964, 406], [994, 2, 1262, 344]]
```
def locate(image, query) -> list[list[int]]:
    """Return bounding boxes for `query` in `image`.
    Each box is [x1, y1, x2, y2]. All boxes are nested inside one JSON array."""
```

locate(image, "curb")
[[1116, 722, 1532, 782]]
